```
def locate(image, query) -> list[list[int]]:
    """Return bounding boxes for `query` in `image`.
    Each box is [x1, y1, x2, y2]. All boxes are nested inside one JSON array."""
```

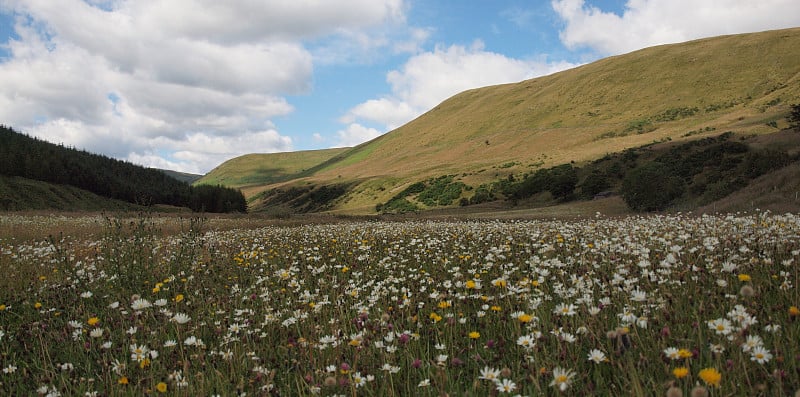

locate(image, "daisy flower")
[[663, 347, 681, 360], [479, 366, 500, 381], [750, 346, 772, 364], [131, 298, 152, 311], [587, 349, 607, 364], [516, 334, 535, 349], [741, 335, 763, 352], [171, 313, 191, 324], [707, 318, 733, 335], [550, 367, 576, 392], [495, 378, 517, 393], [553, 303, 576, 316]]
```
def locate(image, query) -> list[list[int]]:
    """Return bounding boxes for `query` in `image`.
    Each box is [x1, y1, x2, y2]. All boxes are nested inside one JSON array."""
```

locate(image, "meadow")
[[0, 212, 798, 396]]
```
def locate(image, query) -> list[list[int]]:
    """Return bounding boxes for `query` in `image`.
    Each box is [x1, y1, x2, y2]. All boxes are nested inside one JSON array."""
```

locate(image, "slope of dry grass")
[[215, 28, 800, 213]]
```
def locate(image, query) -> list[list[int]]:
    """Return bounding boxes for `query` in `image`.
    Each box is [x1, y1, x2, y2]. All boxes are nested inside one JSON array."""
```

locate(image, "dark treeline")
[[0, 125, 246, 212]]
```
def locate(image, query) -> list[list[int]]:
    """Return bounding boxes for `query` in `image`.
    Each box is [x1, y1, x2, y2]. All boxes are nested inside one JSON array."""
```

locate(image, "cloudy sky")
[[1, 1, 799, 174]]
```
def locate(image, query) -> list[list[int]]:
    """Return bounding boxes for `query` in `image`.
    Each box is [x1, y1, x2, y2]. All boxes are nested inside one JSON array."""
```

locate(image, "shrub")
[[788, 103, 800, 128], [580, 171, 610, 199], [468, 185, 496, 205], [547, 164, 578, 201], [621, 162, 685, 211]]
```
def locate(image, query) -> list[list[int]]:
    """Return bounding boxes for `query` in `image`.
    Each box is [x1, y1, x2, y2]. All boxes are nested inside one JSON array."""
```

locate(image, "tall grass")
[[0, 212, 798, 395]]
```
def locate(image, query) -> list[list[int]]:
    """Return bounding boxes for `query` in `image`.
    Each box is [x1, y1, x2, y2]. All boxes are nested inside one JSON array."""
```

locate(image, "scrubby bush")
[[468, 185, 496, 205], [788, 103, 800, 128], [547, 164, 578, 201], [579, 171, 610, 199], [621, 162, 685, 211]]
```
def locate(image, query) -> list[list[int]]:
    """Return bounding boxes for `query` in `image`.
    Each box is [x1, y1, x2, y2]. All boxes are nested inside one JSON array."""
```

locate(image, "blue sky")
[[1, 0, 798, 174]]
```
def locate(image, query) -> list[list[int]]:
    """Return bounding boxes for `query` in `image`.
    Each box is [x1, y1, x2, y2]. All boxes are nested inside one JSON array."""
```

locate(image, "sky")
[[1, 1, 799, 174]]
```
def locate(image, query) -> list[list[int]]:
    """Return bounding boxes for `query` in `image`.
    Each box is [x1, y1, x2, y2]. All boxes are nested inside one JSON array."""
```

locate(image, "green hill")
[[222, 28, 800, 214], [195, 148, 348, 189], [0, 126, 246, 212]]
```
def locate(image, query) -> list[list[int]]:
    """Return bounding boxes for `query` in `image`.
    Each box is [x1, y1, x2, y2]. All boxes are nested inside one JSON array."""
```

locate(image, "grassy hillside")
[[195, 148, 349, 191], [215, 28, 800, 214]]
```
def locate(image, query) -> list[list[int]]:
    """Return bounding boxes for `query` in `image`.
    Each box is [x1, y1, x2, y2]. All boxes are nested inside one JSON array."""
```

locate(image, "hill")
[[226, 28, 800, 214], [0, 125, 246, 212], [195, 147, 348, 191]]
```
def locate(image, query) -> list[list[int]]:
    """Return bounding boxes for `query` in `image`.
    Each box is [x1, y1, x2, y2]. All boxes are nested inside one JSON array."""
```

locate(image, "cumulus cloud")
[[340, 40, 578, 142], [0, 0, 408, 173], [334, 123, 382, 147], [552, 0, 800, 55]]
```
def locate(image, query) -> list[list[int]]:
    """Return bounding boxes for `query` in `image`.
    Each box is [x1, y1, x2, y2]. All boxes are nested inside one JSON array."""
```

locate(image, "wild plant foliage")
[[0, 212, 798, 395]]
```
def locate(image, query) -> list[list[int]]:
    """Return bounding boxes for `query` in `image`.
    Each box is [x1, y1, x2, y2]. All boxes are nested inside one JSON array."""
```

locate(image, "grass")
[[194, 148, 348, 189], [1, 212, 799, 395]]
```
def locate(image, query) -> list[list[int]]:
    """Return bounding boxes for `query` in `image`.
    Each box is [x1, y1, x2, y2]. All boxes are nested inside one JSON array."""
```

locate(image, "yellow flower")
[[139, 358, 151, 369], [429, 312, 442, 322], [174, 294, 184, 303], [156, 382, 167, 393], [677, 348, 693, 359], [465, 280, 476, 289], [341, 266, 349, 273], [34, 302, 42, 309], [737, 274, 751, 282], [469, 331, 480, 339], [490, 305, 502, 312], [531, 280, 540, 287], [118, 377, 129, 385], [518, 314, 533, 323], [698, 367, 721, 387], [0, 304, 6, 311], [789, 306, 800, 317], [672, 367, 689, 379], [87, 317, 100, 326], [437, 301, 452, 309]]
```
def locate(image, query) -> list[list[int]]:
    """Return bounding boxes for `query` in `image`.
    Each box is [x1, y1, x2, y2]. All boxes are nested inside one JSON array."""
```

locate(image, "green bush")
[[547, 164, 578, 201], [621, 162, 685, 211], [468, 185, 496, 205], [788, 103, 800, 128], [417, 176, 466, 206], [580, 171, 610, 199]]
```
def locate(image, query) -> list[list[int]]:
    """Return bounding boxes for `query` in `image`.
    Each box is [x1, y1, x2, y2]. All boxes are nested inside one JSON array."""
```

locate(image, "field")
[[1, 212, 799, 396]]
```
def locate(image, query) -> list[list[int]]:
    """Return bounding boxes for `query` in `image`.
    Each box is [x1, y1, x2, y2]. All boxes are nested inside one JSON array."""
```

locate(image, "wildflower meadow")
[[0, 212, 798, 396]]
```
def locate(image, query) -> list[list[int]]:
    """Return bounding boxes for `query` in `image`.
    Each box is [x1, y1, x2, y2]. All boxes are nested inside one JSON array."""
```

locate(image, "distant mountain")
[[0, 125, 246, 212], [210, 28, 800, 214]]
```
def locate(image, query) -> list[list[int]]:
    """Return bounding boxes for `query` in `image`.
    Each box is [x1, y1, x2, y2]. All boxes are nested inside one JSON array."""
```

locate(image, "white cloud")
[[334, 123, 381, 147], [341, 40, 578, 136], [552, 0, 800, 55], [0, 0, 410, 173]]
